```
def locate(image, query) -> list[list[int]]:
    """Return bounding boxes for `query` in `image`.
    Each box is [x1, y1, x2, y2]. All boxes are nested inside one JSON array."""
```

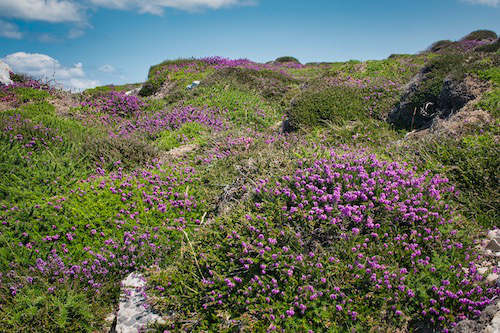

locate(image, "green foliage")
[[275, 56, 300, 64], [83, 83, 141, 97], [155, 122, 207, 150], [203, 67, 297, 102], [408, 54, 467, 112], [2, 287, 97, 332], [183, 84, 280, 128], [462, 29, 498, 41], [141, 59, 213, 96], [287, 85, 368, 129], [428, 40, 453, 52], [401, 130, 499, 228], [476, 39, 500, 53], [13, 87, 51, 103]]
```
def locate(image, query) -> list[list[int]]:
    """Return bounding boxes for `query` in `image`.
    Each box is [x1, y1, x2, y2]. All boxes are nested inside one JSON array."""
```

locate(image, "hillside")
[[0, 30, 499, 332]]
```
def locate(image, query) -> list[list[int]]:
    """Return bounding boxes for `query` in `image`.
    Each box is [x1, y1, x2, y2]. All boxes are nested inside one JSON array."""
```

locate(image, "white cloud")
[[88, 0, 255, 15], [0, 0, 83, 23], [463, 0, 499, 6], [0, 19, 23, 39], [2, 52, 99, 90], [68, 28, 85, 39], [98, 64, 116, 73]]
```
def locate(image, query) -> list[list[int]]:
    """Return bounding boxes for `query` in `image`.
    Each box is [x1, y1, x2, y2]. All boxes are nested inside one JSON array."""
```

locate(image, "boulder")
[[0, 60, 13, 85], [389, 73, 487, 130]]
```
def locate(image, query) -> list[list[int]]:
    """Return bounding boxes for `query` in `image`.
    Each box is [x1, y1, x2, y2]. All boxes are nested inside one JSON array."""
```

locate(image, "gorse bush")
[[149, 152, 494, 331]]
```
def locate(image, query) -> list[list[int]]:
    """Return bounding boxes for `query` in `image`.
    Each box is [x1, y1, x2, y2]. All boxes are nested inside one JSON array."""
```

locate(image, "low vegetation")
[[0, 30, 498, 332]]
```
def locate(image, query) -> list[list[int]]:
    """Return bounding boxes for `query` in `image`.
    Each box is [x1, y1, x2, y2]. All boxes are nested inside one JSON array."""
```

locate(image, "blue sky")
[[0, 0, 499, 90]]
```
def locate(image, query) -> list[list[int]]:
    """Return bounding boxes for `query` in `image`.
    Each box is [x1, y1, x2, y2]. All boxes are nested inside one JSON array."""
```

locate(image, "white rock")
[[0, 60, 13, 85], [116, 272, 165, 333], [487, 230, 499, 240], [486, 273, 499, 283], [478, 267, 488, 275]]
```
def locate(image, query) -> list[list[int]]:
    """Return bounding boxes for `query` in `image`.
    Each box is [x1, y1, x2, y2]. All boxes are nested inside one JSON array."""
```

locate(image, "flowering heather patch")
[[1, 113, 63, 158], [80, 91, 144, 117], [111, 105, 226, 139], [0, 79, 53, 104], [0, 161, 205, 308], [149, 151, 498, 331]]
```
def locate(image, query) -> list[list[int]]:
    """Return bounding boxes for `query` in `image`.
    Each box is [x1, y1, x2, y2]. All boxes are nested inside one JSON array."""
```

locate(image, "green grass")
[[183, 84, 281, 128], [155, 122, 207, 150], [287, 85, 369, 129]]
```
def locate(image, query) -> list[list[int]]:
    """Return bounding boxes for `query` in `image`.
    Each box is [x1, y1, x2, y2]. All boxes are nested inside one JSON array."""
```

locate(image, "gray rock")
[[486, 239, 500, 252], [186, 80, 201, 90], [453, 320, 479, 333], [388, 70, 483, 130], [0, 60, 13, 85], [115, 272, 165, 333]]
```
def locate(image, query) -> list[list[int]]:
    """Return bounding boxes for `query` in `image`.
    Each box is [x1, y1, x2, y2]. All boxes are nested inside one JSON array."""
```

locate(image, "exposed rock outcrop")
[[0, 60, 13, 85], [389, 72, 488, 130]]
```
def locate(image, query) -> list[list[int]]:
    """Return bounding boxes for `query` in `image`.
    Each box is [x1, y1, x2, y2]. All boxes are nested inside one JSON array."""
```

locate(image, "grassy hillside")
[[0, 30, 498, 332]]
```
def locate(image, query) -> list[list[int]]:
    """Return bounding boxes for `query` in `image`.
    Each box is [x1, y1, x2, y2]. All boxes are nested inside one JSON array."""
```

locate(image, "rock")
[[186, 80, 201, 90], [486, 273, 499, 284], [478, 267, 488, 275], [125, 87, 142, 96], [115, 272, 165, 333], [487, 230, 500, 240], [388, 71, 487, 130], [453, 320, 478, 333], [0, 60, 13, 85], [282, 118, 294, 133], [486, 239, 500, 252]]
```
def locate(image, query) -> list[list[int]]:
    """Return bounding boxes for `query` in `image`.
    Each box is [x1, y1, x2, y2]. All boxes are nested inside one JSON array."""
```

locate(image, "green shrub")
[[203, 67, 297, 101], [138, 82, 156, 97], [476, 39, 500, 53], [407, 54, 467, 113], [287, 85, 368, 129], [428, 40, 453, 52], [406, 131, 499, 228], [462, 29, 497, 41], [183, 84, 280, 128], [2, 287, 97, 332], [275, 56, 301, 64]]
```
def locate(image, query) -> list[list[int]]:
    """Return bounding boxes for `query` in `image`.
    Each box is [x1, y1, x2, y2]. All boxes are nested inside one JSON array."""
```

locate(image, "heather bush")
[[287, 85, 368, 129], [149, 152, 497, 331], [476, 39, 500, 53], [80, 91, 143, 117], [407, 54, 467, 115], [462, 30, 497, 41], [428, 40, 454, 52], [275, 56, 301, 64], [183, 84, 280, 128], [202, 67, 297, 102]]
